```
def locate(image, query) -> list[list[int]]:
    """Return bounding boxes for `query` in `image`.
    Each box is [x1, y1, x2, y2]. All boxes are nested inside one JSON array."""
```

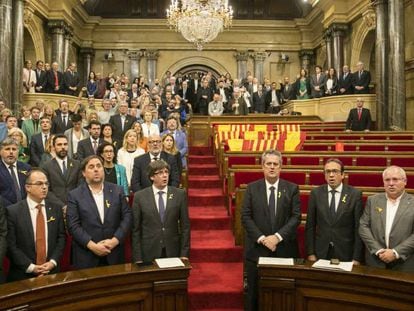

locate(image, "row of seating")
[[305, 131, 414, 141]]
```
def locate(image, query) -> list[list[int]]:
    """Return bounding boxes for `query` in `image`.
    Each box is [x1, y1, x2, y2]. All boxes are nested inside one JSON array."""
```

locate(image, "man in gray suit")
[[359, 166, 414, 272], [131, 160, 190, 263], [305, 158, 363, 263]]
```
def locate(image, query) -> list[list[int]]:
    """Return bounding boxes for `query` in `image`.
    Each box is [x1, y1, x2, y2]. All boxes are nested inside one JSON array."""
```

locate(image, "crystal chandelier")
[[167, 0, 233, 51]]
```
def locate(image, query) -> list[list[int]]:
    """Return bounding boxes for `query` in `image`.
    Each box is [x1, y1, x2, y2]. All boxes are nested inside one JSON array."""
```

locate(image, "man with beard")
[[66, 155, 131, 269], [76, 121, 104, 161], [42, 134, 81, 208]]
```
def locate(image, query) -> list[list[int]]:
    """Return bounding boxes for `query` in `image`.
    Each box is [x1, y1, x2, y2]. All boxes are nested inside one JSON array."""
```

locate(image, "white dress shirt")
[[89, 184, 105, 223], [385, 194, 403, 248]]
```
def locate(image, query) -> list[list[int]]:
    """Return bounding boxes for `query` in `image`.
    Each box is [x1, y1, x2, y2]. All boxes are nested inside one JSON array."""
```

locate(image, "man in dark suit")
[[45, 61, 64, 94], [34, 60, 47, 93], [51, 99, 73, 134], [242, 149, 301, 311], [264, 82, 281, 114], [345, 98, 372, 132], [178, 80, 193, 107], [130, 134, 180, 192], [30, 116, 51, 167], [359, 166, 414, 272], [42, 135, 81, 207], [196, 79, 213, 115], [63, 62, 80, 96], [252, 84, 267, 113], [215, 79, 231, 110], [6, 169, 66, 281], [305, 158, 363, 263], [132, 160, 190, 263], [352, 61, 371, 94], [109, 101, 135, 145], [0, 138, 31, 207], [279, 77, 295, 104], [76, 120, 104, 161], [0, 197, 6, 283], [66, 155, 132, 269], [338, 65, 354, 95], [310, 65, 326, 98]]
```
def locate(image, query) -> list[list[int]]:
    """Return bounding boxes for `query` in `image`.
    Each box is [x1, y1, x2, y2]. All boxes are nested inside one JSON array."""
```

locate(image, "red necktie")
[[36, 204, 47, 265], [54, 71, 59, 87], [358, 109, 362, 120]]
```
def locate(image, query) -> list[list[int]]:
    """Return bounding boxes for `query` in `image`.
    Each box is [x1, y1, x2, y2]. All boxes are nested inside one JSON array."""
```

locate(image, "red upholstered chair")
[[348, 172, 383, 187], [358, 145, 386, 151], [388, 145, 414, 152], [290, 156, 320, 166], [280, 172, 306, 185], [390, 157, 414, 168], [228, 156, 257, 169], [356, 157, 387, 167], [301, 145, 329, 151], [334, 156, 353, 166], [308, 172, 325, 186], [300, 193, 310, 214], [343, 145, 358, 151]]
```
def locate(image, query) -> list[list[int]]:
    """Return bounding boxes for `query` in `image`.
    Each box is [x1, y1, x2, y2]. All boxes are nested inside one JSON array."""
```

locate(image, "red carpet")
[[188, 148, 244, 311]]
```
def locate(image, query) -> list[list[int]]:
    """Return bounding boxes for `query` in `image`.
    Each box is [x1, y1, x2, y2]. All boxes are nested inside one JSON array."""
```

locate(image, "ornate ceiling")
[[82, 0, 311, 20]]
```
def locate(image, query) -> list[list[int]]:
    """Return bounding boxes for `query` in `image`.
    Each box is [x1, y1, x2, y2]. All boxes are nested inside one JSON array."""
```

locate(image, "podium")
[[0, 261, 191, 310], [258, 261, 414, 311]]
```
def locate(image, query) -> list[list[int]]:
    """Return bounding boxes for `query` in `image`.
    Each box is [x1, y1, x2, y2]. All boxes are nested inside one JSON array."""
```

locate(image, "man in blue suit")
[[66, 155, 132, 269], [0, 137, 31, 207], [161, 116, 188, 168]]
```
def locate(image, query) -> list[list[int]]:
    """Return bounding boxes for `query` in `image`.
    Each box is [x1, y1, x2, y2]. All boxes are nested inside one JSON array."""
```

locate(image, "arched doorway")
[[23, 28, 36, 62], [173, 64, 221, 81]]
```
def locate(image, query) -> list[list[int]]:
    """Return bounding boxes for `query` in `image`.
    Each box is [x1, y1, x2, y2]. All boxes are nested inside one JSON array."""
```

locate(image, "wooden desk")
[[258, 262, 414, 311], [0, 261, 191, 310]]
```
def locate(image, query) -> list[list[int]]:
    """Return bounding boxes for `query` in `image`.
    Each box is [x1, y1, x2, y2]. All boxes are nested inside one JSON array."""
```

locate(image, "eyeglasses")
[[27, 182, 50, 187], [324, 169, 342, 175], [149, 140, 162, 144], [154, 170, 169, 176]]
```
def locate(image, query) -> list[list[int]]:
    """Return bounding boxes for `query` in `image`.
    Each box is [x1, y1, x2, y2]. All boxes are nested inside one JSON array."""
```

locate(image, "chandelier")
[[167, 0, 233, 51]]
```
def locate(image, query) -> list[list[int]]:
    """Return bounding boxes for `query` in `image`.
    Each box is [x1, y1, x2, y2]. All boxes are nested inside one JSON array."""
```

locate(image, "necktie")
[[54, 71, 58, 87], [62, 115, 66, 127], [269, 186, 276, 231], [153, 156, 158, 161], [93, 140, 98, 154], [329, 189, 337, 219], [358, 109, 362, 120], [44, 134, 48, 148], [34, 120, 38, 132], [35, 204, 47, 265], [62, 160, 67, 176], [158, 191, 165, 223], [9, 165, 22, 201]]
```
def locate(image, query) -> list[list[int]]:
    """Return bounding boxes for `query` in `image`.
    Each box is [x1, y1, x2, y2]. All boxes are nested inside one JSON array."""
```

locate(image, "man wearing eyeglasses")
[[130, 134, 180, 192], [6, 169, 66, 281], [359, 166, 414, 272], [305, 158, 363, 264], [131, 160, 190, 263], [242, 149, 301, 311]]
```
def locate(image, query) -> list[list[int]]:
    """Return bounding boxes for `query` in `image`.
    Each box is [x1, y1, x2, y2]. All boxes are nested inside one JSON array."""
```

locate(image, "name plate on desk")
[[258, 257, 295, 266], [312, 259, 353, 272], [155, 258, 185, 269]]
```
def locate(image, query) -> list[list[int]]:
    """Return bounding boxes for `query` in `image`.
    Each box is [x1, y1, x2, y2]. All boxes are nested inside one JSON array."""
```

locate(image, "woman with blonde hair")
[[131, 121, 148, 151], [141, 110, 160, 138], [117, 129, 145, 187], [8, 128, 29, 163], [42, 104, 56, 119], [162, 133, 182, 175]]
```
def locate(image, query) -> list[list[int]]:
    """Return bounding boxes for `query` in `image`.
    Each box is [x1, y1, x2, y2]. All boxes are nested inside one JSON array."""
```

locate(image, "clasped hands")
[[87, 238, 119, 257], [260, 235, 279, 252], [377, 249, 397, 263], [33, 261, 55, 276]]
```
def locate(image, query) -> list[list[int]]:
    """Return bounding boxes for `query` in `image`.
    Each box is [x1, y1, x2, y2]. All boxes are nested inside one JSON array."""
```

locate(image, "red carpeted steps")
[[188, 149, 244, 311]]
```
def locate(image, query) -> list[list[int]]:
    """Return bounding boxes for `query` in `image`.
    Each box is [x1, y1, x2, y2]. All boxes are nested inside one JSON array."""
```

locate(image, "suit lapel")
[[22, 201, 35, 251], [260, 180, 271, 221], [334, 186, 349, 223], [45, 202, 57, 254], [52, 158, 65, 179], [83, 184, 103, 224], [390, 193, 412, 234], [148, 187, 162, 224], [103, 183, 111, 224]]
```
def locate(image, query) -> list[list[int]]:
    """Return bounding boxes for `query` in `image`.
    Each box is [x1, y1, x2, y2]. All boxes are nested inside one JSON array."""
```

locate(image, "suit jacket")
[[264, 90, 281, 112], [130, 152, 180, 193], [359, 192, 414, 272], [35, 69, 47, 92], [132, 186, 190, 263], [42, 158, 82, 206], [63, 70, 80, 96], [229, 97, 249, 116], [6, 199, 66, 281], [241, 178, 301, 262], [252, 91, 267, 113], [29, 132, 47, 167], [280, 84, 295, 103], [178, 87, 193, 103], [76, 137, 104, 161], [64, 127, 90, 159], [305, 184, 363, 261], [352, 70, 371, 94], [109, 114, 135, 144], [196, 86, 213, 114], [338, 72, 354, 95], [45, 70, 64, 94], [22, 68, 37, 93], [0, 197, 7, 283], [66, 182, 132, 269], [51, 114, 73, 134], [0, 161, 30, 207], [310, 73, 327, 98], [160, 129, 188, 167], [189, 79, 200, 95], [345, 108, 372, 131], [21, 118, 41, 143]]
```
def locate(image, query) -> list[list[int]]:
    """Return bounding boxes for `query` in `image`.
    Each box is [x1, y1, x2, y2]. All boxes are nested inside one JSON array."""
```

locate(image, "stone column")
[[127, 50, 142, 80], [323, 28, 333, 69], [388, 0, 405, 130], [253, 52, 267, 84], [145, 49, 159, 87], [12, 0, 24, 114], [80, 48, 94, 88], [372, 0, 388, 130], [331, 23, 348, 78], [48, 20, 66, 71], [234, 51, 249, 81], [63, 26, 73, 71], [299, 50, 314, 73], [0, 0, 13, 107]]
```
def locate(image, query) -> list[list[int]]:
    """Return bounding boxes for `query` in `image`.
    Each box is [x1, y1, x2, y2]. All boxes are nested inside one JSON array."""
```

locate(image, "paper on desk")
[[312, 259, 353, 272], [155, 257, 185, 268], [258, 257, 295, 266]]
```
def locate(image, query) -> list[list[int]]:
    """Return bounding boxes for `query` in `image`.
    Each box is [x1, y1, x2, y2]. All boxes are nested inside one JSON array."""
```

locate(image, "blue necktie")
[[158, 191, 165, 223]]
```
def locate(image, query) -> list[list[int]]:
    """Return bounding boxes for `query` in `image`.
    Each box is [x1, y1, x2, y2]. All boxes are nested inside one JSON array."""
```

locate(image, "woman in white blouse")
[[141, 111, 160, 138], [117, 129, 145, 187], [64, 113, 89, 159]]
